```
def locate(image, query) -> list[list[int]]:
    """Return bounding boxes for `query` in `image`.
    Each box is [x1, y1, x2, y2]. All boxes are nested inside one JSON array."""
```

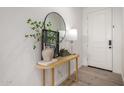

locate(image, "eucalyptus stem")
[[25, 18, 53, 50]]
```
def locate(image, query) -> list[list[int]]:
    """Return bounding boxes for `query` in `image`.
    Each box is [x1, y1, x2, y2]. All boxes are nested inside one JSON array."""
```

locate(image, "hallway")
[[61, 66, 123, 86]]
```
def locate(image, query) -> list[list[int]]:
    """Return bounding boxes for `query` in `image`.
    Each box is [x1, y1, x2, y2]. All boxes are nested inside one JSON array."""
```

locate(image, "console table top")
[[37, 54, 79, 69]]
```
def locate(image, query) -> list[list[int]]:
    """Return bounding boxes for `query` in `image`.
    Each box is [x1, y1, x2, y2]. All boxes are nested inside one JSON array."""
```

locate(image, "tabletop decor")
[[42, 46, 54, 61], [59, 48, 71, 57], [67, 28, 78, 54]]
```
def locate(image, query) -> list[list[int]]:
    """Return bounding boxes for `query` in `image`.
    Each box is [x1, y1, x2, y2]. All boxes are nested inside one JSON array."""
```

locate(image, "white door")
[[87, 8, 112, 70]]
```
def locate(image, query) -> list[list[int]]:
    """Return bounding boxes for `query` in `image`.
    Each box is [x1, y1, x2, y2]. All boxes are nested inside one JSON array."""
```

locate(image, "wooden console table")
[[37, 54, 79, 86]]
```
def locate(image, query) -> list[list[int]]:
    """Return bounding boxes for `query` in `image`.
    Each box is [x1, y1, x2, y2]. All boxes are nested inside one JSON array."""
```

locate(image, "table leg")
[[75, 58, 78, 81], [68, 61, 71, 79], [51, 68, 55, 86], [43, 69, 45, 86]]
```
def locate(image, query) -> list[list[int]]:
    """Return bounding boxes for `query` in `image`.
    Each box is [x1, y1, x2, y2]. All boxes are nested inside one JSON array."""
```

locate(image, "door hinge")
[[112, 25, 115, 31]]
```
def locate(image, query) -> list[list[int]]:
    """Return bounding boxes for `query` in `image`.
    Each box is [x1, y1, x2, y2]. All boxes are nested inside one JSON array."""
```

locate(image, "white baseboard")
[[122, 73, 124, 84], [82, 58, 88, 66], [120, 68, 124, 85]]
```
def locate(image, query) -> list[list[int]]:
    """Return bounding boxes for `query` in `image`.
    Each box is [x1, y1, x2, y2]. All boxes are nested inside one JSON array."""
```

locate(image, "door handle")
[[109, 40, 112, 46], [109, 46, 112, 49], [108, 40, 112, 49]]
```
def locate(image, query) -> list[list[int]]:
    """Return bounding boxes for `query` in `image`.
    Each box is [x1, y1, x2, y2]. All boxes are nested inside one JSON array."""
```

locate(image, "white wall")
[[82, 7, 122, 74], [0, 7, 83, 85], [121, 8, 124, 82], [112, 8, 122, 74]]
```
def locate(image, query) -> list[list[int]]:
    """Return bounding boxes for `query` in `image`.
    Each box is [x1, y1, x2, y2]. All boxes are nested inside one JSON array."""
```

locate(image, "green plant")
[[46, 22, 52, 31], [47, 31, 57, 44], [59, 48, 71, 57], [25, 18, 44, 49], [25, 18, 54, 49]]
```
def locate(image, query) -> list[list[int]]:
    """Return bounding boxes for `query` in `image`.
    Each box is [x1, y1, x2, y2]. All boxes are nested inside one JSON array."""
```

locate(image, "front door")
[[87, 8, 112, 70]]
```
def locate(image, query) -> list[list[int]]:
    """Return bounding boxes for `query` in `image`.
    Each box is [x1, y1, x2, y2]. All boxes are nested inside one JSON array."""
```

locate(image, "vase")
[[42, 47, 54, 61]]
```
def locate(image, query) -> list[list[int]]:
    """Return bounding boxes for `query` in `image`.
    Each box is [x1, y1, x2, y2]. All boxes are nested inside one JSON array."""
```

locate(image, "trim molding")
[[122, 74, 124, 85], [121, 73, 124, 84]]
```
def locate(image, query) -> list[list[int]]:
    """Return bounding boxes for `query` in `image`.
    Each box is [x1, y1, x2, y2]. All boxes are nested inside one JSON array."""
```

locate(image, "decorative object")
[[25, 18, 53, 49], [25, 12, 67, 61], [42, 46, 54, 61], [41, 12, 66, 60], [44, 12, 66, 43], [41, 29, 59, 59], [59, 48, 71, 57], [38, 59, 58, 66], [67, 28, 78, 54]]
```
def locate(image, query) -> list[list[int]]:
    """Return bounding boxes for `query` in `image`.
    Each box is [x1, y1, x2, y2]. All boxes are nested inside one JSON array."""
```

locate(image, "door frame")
[[82, 7, 122, 74], [87, 8, 113, 71]]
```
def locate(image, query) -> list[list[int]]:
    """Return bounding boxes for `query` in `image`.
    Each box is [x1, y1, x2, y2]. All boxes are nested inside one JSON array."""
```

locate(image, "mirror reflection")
[[44, 12, 66, 43]]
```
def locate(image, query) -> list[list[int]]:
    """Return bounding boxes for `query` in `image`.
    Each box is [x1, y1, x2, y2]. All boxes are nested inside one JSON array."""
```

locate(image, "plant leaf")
[[39, 21, 41, 24], [33, 45, 36, 50], [32, 27, 35, 30], [27, 18, 31, 23], [25, 35, 29, 37], [34, 21, 37, 24]]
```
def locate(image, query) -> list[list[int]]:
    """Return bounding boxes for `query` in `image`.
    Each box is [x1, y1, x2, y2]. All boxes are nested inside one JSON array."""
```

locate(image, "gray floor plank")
[[61, 66, 123, 86]]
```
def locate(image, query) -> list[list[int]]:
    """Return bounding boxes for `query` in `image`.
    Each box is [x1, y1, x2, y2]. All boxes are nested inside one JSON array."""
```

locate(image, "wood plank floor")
[[60, 66, 123, 86]]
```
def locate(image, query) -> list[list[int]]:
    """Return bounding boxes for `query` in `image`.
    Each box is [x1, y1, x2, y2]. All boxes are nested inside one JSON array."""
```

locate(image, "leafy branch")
[[25, 18, 54, 50], [25, 18, 44, 49]]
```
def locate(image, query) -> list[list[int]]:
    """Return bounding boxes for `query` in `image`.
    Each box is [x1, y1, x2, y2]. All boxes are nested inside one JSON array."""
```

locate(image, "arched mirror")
[[44, 12, 66, 43], [41, 12, 66, 59]]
